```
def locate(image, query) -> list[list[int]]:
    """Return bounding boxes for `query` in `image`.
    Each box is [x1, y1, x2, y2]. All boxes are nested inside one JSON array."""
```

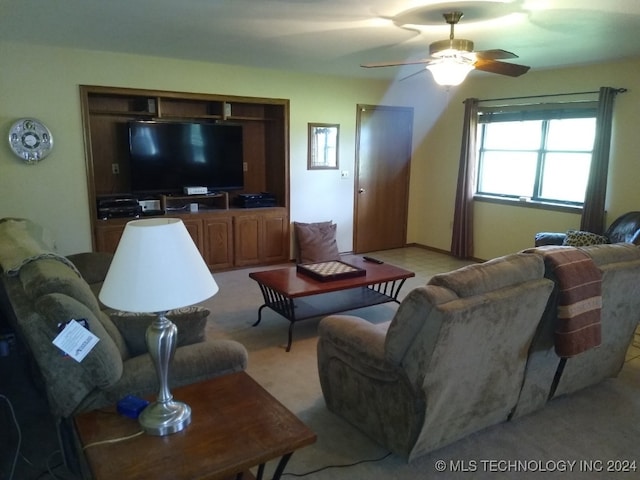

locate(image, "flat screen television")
[[128, 120, 244, 194]]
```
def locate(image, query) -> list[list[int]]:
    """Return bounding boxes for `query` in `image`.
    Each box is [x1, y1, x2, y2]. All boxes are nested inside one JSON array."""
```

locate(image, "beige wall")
[[0, 42, 393, 254], [1, 40, 638, 261], [405, 58, 640, 260]]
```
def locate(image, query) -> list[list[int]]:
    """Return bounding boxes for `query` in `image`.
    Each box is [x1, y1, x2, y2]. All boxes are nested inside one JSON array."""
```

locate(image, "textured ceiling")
[[2, 0, 639, 80]]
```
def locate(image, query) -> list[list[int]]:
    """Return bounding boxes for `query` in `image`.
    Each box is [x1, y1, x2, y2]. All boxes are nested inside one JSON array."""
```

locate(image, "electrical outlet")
[[243, 162, 248, 172], [112, 163, 120, 174]]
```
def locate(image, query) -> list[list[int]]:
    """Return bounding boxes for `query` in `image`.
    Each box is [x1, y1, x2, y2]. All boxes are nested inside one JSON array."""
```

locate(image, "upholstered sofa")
[[0, 218, 248, 462], [317, 253, 554, 461], [535, 211, 640, 247], [512, 242, 640, 418], [318, 243, 640, 461]]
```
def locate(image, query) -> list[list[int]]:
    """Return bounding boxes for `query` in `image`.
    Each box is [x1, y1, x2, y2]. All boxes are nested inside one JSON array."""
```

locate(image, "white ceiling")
[[2, 0, 640, 81]]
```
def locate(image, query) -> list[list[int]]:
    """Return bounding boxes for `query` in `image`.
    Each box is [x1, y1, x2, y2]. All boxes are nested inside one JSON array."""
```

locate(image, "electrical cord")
[[45, 450, 64, 480], [82, 430, 144, 450], [283, 451, 392, 477], [0, 394, 21, 480]]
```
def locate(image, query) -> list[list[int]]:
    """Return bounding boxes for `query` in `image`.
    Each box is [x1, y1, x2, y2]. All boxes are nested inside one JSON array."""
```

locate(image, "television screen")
[[128, 120, 244, 194]]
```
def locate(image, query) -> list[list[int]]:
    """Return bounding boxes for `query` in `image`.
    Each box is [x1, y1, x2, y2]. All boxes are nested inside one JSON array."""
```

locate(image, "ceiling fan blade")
[[361, 59, 430, 68], [475, 49, 519, 60], [474, 58, 530, 77]]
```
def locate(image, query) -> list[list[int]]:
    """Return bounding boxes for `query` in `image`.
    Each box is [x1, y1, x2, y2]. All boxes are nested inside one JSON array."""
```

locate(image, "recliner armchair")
[[317, 253, 554, 460], [535, 211, 640, 246]]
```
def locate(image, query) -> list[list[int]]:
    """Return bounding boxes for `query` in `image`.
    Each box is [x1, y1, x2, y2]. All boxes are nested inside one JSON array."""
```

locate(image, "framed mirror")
[[308, 123, 339, 169]]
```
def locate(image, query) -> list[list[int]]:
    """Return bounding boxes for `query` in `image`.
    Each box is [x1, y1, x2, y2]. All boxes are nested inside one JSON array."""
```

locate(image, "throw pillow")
[[294, 221, 340, 264], [562, 230, 609, 247], [110, 306, 209, 356]]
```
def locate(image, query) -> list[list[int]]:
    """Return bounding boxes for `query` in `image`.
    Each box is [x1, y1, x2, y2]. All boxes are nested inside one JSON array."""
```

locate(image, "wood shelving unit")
[[80, 85, 290, 270]]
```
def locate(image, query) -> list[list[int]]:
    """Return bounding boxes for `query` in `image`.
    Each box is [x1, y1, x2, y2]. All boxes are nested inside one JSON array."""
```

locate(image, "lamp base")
[[139, 399, 191, 436]]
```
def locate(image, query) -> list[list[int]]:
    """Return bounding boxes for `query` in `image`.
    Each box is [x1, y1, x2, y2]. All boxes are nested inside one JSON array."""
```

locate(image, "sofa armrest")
[[109, 307, 210, 356], [534, 232, 566, 247], [318, 315, 394, 377], [66, 252, 114, 285], [95, 339, 248, 410]]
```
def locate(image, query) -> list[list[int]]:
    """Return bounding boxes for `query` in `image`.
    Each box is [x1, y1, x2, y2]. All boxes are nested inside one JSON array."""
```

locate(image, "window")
[[475, 104, 597, 206], [308, 123, 339, 169]]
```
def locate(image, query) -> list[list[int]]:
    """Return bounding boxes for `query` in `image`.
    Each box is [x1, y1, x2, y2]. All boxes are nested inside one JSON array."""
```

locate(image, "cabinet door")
[[233, 213, 261, 267], [203, 216, 233, 270], [262, 211, 289, 263], [233, 209, 289, 267], [181, 218, 205, 260], [94, 223, 126, 253]]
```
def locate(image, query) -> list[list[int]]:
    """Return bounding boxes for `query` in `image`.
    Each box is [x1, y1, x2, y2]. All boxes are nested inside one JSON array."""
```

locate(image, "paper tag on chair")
[[53, 319, 100, 362]]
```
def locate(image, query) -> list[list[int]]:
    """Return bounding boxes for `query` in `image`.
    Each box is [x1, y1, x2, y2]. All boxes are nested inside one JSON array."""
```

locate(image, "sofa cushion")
[[294, 221, 340, 264], [428, 253, 545, 298], [19, 259, 103, 319], [109, 307, 209, 356], [579, 242, 640, 266], [35, 293, 123, 389], [562, 230, 609, 247], [66, 252, 113, 285]]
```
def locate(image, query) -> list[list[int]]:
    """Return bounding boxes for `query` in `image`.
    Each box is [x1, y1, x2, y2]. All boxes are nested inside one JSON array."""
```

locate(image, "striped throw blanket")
[[541, 248, 602, 357]]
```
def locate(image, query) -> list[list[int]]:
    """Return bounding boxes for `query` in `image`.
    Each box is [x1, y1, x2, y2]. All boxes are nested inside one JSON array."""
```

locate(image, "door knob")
[[358, 188, 365, 194]]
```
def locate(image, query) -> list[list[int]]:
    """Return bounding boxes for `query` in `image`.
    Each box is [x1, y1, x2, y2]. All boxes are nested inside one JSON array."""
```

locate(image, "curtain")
[[580, 87, 620, 233], [450, 98, 478, 259]]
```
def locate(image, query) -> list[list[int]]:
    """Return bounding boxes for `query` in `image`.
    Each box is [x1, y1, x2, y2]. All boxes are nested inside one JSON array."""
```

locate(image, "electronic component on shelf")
[[234, 192, 277, 208], [97, 196, 142, 219], [184, 186, 208, 195]]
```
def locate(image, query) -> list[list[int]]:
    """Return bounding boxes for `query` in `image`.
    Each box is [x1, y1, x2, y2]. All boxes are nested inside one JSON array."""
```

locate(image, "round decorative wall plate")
[[8, 118, 54, 164]]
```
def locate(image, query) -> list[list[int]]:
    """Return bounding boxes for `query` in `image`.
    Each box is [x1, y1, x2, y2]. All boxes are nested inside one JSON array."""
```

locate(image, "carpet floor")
[[202, 248, 640, 480], [2, 247, 639, 479]]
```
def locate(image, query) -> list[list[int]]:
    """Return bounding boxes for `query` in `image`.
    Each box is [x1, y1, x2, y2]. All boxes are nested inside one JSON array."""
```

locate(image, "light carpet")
[[201, 256, 640, 480]]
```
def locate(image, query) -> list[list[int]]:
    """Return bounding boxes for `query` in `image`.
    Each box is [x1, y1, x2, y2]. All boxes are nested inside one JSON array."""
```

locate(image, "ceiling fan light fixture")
[[430, 38, 474, 57], [426, 57, 475, 86]]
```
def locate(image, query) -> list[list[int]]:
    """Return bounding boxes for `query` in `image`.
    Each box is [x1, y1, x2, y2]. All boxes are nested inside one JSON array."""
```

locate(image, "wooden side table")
[[74, 372, 316, 480]]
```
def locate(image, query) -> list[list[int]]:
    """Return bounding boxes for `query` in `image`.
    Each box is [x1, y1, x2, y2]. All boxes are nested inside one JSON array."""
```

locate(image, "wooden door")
[[354, 105, 413, 253]]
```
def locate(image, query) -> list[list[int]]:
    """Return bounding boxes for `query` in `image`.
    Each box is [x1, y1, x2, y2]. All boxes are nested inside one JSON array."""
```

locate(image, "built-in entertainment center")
[[80, 85, 290, 270]]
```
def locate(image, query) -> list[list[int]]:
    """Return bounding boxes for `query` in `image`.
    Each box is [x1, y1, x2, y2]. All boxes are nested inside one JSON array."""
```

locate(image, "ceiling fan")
[[361, 11, 530, 86]]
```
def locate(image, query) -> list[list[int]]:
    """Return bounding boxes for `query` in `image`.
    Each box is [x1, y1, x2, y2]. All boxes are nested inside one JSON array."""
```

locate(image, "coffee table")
[[249, 254, 414, 351], [74, 372, 316, 480]]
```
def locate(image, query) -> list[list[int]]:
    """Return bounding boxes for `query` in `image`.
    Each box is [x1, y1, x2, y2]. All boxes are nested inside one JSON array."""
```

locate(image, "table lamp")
[[99, 218, 218, 436]]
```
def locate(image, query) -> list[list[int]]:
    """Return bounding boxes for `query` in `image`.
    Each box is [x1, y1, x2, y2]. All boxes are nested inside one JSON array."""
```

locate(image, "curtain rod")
[[476, 88, 627, 104]]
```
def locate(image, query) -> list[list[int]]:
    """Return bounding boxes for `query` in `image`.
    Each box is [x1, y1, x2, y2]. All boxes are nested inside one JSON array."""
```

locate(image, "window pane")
[[478, 151, 538, 196], [483, 120, 542, 150], [547, 118, 596, 150], [540, 153, 591, 203]]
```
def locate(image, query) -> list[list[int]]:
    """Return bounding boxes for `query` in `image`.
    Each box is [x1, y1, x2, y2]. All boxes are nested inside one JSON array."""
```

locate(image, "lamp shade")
[[99, 218, 218, 313], [427, 58, 474, 86]]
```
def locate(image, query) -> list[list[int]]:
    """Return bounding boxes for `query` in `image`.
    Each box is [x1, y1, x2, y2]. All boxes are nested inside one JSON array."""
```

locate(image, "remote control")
[[363, 256, 384, 264]]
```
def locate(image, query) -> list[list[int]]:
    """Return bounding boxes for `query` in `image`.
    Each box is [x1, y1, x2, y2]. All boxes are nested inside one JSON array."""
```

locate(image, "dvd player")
[[97, 196, 142, 219], [235, 192, 277, 208]]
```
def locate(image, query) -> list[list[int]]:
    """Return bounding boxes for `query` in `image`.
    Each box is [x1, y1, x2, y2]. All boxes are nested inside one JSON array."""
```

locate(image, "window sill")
[[473, 195, 583, 214]]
